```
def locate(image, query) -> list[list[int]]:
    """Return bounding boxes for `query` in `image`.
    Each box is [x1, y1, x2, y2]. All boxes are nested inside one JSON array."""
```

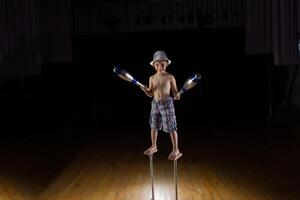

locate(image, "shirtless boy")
[[141, 50, 182, 160]]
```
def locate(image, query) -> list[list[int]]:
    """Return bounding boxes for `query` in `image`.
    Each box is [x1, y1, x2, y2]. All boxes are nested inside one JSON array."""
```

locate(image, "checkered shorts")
[[149, 97, 177, 133]]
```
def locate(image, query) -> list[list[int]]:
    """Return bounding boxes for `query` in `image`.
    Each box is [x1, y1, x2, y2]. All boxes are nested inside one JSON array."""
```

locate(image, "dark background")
[[0, 28, 272, 138], [0, 0, 299, 165]]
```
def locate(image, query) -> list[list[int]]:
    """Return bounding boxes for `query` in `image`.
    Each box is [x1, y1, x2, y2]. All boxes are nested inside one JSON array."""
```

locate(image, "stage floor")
[[0, 127, 299, 200]]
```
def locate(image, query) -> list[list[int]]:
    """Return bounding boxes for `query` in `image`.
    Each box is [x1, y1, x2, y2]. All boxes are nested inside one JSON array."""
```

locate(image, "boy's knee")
[[166, 129, 177, 134]]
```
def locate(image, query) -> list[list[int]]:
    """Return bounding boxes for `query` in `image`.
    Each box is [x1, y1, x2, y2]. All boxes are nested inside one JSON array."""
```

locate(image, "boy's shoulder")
[[150, 74, 155, 79], [167, 72, 174, 77], [166, 73, 175, 79]]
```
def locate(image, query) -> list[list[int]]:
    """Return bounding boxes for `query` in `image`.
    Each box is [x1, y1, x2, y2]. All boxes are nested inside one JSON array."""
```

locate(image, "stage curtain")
[[72, 0, 244, 35], [0, 0, 72, 78], [245, 0, 300, 65]]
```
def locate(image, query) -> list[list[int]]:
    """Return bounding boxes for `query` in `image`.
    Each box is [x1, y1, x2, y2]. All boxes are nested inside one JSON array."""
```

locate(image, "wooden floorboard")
[[0, 128, 299, 200]]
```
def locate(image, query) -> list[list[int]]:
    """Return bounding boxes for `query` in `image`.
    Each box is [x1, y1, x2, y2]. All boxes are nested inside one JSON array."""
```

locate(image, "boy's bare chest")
[[152, 76, 170, 88]]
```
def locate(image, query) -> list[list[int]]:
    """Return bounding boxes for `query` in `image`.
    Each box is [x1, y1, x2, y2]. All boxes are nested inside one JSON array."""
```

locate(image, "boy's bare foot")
[[144, 146, 158, 155], [168, 150, 182, 160]]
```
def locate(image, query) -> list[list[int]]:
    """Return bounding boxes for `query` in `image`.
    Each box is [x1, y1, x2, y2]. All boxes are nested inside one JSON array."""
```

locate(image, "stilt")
[[149, 154, 155, 200], [174, 159, 178, 200], [146, 150, 181, 200]]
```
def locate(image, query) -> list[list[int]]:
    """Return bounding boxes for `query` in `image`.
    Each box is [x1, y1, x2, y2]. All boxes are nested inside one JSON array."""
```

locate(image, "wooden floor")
[[1, 128, 300, 200]]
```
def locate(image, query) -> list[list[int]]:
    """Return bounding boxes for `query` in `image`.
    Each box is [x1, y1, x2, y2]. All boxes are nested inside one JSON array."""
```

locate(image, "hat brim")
[[150, 59, 171, 66]]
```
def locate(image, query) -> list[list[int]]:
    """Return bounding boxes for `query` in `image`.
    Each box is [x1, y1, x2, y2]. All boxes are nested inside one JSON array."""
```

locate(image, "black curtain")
[[40, 0, 72, 63], [72, 0, 244, 35], [245, 0, 300, 65], [0, 0, 41, 77], [0, 0, 72, 78]]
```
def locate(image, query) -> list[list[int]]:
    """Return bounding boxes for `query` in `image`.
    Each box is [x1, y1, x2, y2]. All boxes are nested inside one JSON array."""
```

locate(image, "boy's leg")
[[144, 129, 158, 155], [169, 131, 182, 160]]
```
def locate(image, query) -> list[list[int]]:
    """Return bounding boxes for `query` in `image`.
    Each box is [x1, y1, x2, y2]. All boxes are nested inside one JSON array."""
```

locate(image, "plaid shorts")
[[149, 97, 177, 133]]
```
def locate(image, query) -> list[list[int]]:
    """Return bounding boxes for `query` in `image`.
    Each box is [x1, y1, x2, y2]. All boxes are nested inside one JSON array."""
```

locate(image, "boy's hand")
[[174, 93, 181, 100], [140, 86, 153, 97], [140, 85, 149, 92]]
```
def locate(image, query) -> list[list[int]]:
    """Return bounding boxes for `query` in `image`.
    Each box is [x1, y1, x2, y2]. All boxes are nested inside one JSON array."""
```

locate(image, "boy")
[[141, 50, 182, 160]]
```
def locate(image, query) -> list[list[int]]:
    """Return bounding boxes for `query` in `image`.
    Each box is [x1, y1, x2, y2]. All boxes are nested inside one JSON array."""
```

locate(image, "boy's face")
[[153, 60, 168, 72]]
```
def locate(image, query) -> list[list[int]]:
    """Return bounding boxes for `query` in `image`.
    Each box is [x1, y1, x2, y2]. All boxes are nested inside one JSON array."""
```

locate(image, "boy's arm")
[[170, 75, 180, 100], [140, 76, 153, 97]]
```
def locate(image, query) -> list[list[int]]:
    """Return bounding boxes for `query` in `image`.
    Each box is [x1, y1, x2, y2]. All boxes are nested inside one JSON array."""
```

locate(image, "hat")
[[149, 50, 171, 66]]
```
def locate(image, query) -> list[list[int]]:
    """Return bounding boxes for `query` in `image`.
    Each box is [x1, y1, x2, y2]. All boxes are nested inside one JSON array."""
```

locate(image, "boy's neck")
[[156, 71, 167, 75]]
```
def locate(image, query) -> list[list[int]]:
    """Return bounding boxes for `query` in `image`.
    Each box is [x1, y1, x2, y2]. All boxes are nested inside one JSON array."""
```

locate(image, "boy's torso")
[[151, 73, 172, 101]]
